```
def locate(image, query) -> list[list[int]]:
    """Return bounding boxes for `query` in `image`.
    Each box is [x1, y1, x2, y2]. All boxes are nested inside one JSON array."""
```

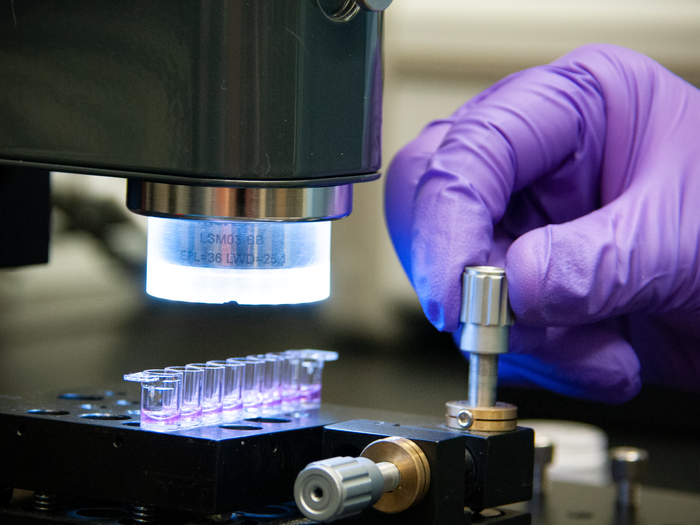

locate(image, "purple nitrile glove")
[[385, 44, 700, 403]]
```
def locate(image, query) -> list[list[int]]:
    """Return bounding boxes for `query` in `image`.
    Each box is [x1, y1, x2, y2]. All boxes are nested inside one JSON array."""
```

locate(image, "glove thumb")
[[506, 186, 684, 326]]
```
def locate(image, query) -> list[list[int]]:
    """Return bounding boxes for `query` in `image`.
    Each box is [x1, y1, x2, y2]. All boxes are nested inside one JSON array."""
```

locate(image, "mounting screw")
[[457, 410, 474, 429], [610, 447, 648, 508]]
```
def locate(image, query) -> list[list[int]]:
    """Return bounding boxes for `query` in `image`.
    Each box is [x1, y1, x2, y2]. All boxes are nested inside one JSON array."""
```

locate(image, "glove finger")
[[500, 320, 641, 403], [385, 119, 454, 282], [409, 47, 611, 332], [506, 180, 700, 326]]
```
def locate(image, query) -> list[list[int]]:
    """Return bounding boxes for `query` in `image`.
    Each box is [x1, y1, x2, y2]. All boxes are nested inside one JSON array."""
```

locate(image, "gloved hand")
[[385, 44, 700, 403]]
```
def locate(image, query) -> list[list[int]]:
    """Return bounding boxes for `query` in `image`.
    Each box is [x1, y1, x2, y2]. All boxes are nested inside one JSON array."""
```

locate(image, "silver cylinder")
[[460, 266, 513, 355], [127, 181, 353, 221], [467, 353, 499, 408], [376, 461, 401, 494]]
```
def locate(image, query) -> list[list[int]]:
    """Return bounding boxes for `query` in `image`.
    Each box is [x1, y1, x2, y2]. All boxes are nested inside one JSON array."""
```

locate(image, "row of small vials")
[[124, 350, 338, 432]]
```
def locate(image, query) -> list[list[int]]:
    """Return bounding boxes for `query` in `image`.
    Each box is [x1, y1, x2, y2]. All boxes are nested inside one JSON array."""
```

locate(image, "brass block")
[[360, 437, 431, 514]]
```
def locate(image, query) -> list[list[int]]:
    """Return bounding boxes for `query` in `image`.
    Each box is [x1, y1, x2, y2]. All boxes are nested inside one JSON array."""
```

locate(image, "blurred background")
[[1, 0, 699, 494]]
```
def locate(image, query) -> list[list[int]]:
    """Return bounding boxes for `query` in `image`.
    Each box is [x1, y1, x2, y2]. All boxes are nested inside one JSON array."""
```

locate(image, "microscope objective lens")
[[146, 217, 331, 305]]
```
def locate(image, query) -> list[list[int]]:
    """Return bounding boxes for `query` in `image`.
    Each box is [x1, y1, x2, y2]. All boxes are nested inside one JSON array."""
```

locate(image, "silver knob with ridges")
[[460, 266, 513, 355], [459, 266, 513, 408], [294, 456, 399, 522]]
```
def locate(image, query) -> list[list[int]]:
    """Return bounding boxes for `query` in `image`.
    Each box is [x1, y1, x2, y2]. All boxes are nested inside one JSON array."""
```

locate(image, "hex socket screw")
[[610, 447, 648, 508], [533, 435, 554, 496]]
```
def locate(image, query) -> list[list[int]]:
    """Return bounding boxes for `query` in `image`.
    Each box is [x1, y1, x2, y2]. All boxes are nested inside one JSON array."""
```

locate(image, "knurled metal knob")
[[294, 456, 397, 522], [294, 437, 430, 522], [460, 266, 514, 355]]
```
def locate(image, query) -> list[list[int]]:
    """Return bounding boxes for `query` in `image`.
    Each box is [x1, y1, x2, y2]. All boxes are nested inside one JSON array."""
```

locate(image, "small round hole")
[[244, 417, 292, 424], [80, 413, 131, 421], [219, 425, 263, 431], [311, 487, 324, 502], [26, 409, 69, 416], [17, 424, 26, 436], [59, 393, 104, 401], [113, 436, 124, 448]]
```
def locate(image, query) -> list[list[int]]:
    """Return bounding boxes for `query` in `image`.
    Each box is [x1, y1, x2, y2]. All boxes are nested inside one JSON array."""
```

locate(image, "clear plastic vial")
[[146, 217, 331, 305], [165, 366, 204, 427], [188, 363, 225, 422], [207, 360, 245, 421], [124, 369, 182, 432]]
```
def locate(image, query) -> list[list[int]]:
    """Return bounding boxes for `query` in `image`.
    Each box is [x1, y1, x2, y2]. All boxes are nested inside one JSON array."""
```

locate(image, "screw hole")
[[26, 409, 69, 416], [17, 424, 26, 436], [219, 425, 263, 431], [59, 393, 104, 401], [80, 413, 131, 421], [311, 487, 324, 502], [113, 436, 124, 448], [244, 417, 291, 424]]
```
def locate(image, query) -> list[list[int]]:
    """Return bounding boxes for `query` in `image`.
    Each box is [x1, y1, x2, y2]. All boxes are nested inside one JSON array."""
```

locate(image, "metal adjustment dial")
[[448, 266, 517, 430], [460, 266, 514, 355], [294, 456, 397, 522], [294, 437, 430, 522], [461, 266, 514, 409]]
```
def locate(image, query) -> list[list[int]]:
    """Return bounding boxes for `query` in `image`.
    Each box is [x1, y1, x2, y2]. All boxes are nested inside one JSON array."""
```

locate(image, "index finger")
[[397, 49, 608, 331]]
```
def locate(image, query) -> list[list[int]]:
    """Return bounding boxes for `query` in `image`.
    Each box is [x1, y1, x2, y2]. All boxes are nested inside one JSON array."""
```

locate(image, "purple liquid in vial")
[[140, 409, 180, 427], [181, 406, 203, 422], [223, 401, 243, 419], [202, 403, 223, 421], [299, 384, 321, 406]]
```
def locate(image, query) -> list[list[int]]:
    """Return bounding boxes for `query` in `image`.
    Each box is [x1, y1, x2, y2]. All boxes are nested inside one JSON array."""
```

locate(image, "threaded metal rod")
[[34, 492, 57, 512], [131, 504, 157, 524], [468, 353, 499, 407]]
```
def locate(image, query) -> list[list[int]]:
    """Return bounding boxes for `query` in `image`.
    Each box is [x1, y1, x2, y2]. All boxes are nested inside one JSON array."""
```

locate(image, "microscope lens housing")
[[0, 0, 385, 305]]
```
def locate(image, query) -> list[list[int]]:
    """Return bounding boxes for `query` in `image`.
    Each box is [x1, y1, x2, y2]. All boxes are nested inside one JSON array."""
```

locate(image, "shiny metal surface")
[[459, 266, 514, 418], [294, 456, 386, 522], [468, 353, 499, 407], [460, 266, 514, 355], [127, 181, 353, 221]]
